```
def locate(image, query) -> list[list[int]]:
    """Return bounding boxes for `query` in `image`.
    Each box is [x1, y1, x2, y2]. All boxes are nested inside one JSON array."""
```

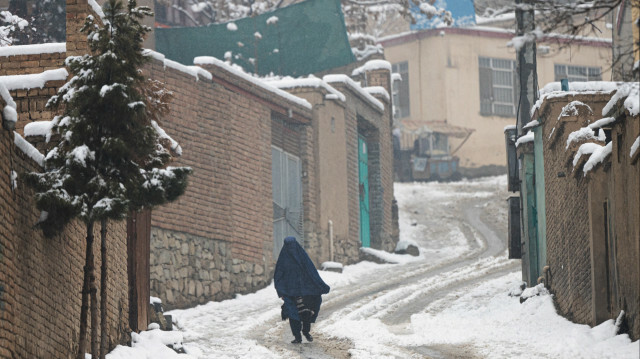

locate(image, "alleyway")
[[111, 176, 638, 359]]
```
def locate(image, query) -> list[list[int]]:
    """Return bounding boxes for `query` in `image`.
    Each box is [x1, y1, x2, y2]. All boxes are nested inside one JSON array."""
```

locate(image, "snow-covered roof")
[[572, 142, 612, 176], [192, 56, 312, 111], [0, 68, 68, 91], [602, 82, 639, 117], [351, 60, 392, 77], [0, 43, 66, 57], [322, 74, 384, 112]]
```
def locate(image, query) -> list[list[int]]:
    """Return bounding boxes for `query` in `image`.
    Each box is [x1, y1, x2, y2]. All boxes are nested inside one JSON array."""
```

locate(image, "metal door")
[[358, 136, 371, 247], [272, 146, 303, 258]]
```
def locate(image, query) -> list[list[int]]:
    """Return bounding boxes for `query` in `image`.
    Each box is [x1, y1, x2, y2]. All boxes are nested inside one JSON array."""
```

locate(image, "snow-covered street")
[[108, 176, 639, 359]]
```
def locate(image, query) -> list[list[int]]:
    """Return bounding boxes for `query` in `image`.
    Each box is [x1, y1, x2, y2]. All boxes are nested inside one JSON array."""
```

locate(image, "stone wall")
[[150, 228, 267, 307]]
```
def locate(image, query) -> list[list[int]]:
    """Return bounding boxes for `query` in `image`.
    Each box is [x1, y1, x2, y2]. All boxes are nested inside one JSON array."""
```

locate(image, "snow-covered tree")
[[0, 10, 29, 46], [5, 0, 65, 45], [24, 1, 190, 358]]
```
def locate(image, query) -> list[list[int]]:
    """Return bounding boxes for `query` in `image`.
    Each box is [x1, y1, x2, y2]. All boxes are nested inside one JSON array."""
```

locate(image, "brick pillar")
[[66, 0, 91, 56]]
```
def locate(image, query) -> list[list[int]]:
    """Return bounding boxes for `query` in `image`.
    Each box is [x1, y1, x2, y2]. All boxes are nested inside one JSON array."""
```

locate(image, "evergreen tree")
[[24, 1, 190, 358]]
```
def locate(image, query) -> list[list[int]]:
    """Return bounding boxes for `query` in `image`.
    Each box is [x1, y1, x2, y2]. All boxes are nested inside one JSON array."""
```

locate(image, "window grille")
[[554, 64, 602, 82], [478, 57, 517, 117], [392, 62, 410, 118]]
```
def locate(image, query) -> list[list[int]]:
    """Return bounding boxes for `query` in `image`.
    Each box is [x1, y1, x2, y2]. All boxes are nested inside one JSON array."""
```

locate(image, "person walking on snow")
[[274, 236, 330, 344]]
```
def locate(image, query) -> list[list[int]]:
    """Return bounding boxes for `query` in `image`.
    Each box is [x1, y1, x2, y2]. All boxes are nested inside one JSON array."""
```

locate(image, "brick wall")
[[0, 132, 130, 358], [0, 50, 66, 76], [540, 93, 612, 326], [145, 59, 313, 309]]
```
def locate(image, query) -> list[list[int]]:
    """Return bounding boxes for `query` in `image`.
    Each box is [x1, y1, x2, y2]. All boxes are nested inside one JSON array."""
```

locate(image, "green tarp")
[[155, 0, 356, 76]]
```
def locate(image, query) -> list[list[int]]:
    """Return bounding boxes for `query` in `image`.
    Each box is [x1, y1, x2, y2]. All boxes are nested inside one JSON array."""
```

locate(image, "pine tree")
[[24, 1, 191, 358]]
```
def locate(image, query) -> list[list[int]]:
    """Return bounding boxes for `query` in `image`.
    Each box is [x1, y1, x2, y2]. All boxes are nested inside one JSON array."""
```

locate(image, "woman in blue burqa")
[[274, 236, 330, 344]]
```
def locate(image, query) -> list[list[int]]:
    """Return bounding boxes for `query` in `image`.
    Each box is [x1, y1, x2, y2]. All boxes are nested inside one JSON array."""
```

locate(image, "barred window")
[[478, 57, 518, 117], [392, 62, 410, 118], [554, 64, 602, 82]]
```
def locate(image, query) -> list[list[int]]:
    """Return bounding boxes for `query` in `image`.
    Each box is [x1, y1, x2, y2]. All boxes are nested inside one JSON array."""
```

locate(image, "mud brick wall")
[[606, 111, 640, 340], [540, 94, 610, 326], [0, 131, 130, 358], [145, 60, 313, 309]]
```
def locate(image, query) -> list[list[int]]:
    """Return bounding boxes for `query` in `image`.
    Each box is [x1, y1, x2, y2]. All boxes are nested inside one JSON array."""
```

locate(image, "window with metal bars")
[[478, 57, 518, 117], [554, 64, 602, 82], [392, 61, 410, 118]]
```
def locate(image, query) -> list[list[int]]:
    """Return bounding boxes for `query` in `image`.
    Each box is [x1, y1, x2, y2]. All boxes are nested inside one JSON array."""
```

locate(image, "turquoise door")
[[358, 135, 371, 247]]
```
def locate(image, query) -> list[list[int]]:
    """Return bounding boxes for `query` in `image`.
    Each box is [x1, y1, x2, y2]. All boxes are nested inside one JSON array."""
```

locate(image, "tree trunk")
[[77, 222, 94, 359], [100, 219, 108, 359], [89, 221, 99, 359]]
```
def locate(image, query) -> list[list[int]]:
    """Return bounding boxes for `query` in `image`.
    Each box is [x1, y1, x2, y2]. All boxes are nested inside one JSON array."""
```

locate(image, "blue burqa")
[[274, 237, 330, 322]]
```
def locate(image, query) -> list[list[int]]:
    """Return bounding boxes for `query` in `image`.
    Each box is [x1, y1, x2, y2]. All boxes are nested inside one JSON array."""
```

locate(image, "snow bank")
[[106, 329, 194, 359], [321, 261, 343, 270], [193, 56, 312, 110], [360, 247, 422, 264], [0, 43, 66, 57], [395, 238, 419, 252], [0, 68, 68, 91]]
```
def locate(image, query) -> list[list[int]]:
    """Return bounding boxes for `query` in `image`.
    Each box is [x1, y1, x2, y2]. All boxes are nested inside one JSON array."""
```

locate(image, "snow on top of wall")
[[631, 136, 639, 158], [503, 125, 517, 131], [24, 120, 54, 142], [88, 0, 105, 19], [351, 60, 392, 77], [531, 81, 619, 117], [0, 68, 68, 91], [193, 56, 312, 110], [0, 82, 17, 125], [602, 82, 639, 117], [582, 142, 612, 175], [265, 76, 346, 103], [523, 120, 539, 129], [14, 132, 44, 167], [588, 117, 616, 130], [143, 50, 212, 82], [0, 43, 66, 57], [323, 74, 384, 112], [566, 127, 605, 149], [151, 120, 182, 156], [364, 86, 390, 102], [391, 73, 402, 82], [558, 100, 593, 120], [321, 261, 343, 270], [515, 131, 534, 147]]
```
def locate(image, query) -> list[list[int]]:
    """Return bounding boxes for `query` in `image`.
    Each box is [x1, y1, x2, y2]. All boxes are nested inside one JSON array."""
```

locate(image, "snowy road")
[[110, 176, 639, 359]]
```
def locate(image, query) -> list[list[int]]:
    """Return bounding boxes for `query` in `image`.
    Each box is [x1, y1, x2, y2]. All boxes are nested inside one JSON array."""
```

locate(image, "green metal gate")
[[358, 135, 371, 248]]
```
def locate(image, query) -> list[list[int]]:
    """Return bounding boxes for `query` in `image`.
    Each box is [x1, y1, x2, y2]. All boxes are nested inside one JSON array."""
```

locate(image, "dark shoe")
[[291, 338, 302, 344], [303, 332, 313, 342]]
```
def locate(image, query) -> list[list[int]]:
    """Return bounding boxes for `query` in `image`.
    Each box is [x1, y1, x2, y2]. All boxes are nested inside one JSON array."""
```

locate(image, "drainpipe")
[[329, 220, 334, 262]]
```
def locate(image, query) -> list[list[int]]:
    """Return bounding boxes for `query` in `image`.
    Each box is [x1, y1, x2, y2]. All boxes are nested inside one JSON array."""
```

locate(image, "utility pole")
[[515, 0, 538, 136]]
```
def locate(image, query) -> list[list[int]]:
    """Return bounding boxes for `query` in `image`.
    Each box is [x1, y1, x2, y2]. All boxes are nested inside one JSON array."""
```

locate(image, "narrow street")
[[165, 176, 638, 359]]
